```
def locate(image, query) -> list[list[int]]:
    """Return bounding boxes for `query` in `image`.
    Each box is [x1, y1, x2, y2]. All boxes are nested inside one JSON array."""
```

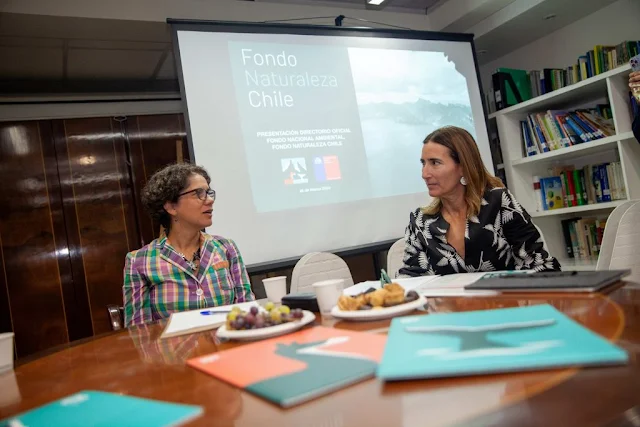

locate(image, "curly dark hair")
[[141, 163, 211, 232]]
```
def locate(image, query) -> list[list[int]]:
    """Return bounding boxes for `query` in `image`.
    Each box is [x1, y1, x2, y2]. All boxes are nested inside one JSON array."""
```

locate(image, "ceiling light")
[[543, 14, 556, 20], [478, 49, 488, 55], [368, 0, 386, 5]]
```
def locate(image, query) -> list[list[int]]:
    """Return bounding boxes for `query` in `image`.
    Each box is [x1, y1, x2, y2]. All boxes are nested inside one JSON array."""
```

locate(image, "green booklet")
[[378, 304, 627, 381], [0, 391, 202, 427]]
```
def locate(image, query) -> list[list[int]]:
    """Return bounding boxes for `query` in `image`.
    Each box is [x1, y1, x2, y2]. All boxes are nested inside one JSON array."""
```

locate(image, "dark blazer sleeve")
[[499, 189, 561, 272]]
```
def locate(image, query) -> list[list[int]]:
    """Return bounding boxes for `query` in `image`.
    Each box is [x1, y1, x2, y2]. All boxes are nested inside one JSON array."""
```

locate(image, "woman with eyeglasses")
[[123, 163, 255, 327]]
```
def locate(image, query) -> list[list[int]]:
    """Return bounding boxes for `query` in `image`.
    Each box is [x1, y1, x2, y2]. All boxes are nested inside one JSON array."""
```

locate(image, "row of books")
[[520, 107, 615, 157], [530, 41, 640, 96], [491, 40, 639, 110], [560, 216, 607, 260], [535, 162, 626, 211]]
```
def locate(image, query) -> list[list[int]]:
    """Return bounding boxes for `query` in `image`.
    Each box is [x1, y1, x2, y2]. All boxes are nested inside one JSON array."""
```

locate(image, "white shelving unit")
[[491, 63, 639, 271]]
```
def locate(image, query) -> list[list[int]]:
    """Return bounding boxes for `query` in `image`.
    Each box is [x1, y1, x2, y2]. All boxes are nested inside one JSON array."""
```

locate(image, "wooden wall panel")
[[59, 117, 135, 335], [127, 114, 188, 244], [42, 122, 93, 342], [0, 121, 69, 357]]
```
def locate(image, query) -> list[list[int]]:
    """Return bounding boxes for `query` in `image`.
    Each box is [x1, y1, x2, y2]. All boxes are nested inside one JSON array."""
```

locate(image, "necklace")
[[178, 247, 201, 271]]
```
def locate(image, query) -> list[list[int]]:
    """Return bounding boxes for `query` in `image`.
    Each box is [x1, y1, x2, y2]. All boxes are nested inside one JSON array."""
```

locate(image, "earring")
[[460, 177, 467, 186]]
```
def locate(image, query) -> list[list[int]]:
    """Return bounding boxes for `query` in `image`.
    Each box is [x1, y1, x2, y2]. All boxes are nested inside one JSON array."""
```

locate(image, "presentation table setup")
[[2, 279, 640, 427]]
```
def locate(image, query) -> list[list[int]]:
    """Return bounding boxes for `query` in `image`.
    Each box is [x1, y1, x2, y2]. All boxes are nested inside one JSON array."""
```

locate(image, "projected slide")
[[175, 27, 492, 265], [227, 42, 474, 213]]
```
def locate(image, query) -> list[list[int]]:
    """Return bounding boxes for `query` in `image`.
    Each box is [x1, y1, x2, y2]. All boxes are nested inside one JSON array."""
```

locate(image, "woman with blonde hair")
[[400, 126, 560, 276]]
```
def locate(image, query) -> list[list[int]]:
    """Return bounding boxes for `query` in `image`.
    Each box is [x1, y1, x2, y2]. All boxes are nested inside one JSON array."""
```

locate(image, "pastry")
[[366, 288, 388, 307], [337, 295, 359, 311], [383, 283, 404, 293], [354, 293, 368, 309], [384, 290, 405, 306]]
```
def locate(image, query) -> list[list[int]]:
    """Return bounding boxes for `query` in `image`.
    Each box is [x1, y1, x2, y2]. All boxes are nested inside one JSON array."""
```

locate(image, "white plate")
[[216, 310, 316, 341], [330, 295, 428, 322]]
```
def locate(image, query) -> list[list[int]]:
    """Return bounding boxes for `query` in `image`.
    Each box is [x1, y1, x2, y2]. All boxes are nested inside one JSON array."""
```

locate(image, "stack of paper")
[[343, 276, 440, 296], [161, 301, 260, 339], [344, 274, 498, 298]]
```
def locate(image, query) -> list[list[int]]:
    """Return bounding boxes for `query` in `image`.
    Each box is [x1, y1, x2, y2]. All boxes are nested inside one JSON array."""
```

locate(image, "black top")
[[399, 187, 561, 276]]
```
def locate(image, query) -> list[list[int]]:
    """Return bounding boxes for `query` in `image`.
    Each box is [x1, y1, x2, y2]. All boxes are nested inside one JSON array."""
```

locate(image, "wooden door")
[[0, 121, 71, 356], [52, 117, 139, 336], [0, 113, 188, 357]]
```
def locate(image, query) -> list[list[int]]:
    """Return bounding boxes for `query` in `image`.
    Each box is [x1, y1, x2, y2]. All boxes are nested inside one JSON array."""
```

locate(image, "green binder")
[[493, 68, 532, 110]]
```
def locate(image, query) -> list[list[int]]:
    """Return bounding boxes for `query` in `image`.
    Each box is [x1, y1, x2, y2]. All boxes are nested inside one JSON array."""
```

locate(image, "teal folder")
[[377, 304, 627, 381], [0, 390, 203, 427]]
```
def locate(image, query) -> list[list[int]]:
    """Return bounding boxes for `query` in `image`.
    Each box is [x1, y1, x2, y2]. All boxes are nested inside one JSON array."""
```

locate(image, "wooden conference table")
[[2, 283, 640, 427]]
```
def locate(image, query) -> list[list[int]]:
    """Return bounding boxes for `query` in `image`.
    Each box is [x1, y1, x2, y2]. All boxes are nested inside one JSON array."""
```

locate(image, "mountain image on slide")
[[281, 158, 308, 185], [357, 98, 473, 129]]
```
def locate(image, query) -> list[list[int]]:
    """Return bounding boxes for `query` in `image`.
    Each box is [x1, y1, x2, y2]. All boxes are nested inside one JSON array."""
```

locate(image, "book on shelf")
[[491, 40, 639, 111], [492, 68, 532, 110], [560, 216, 608, 260], [536, 162, 626, 211], [520, 105, 616, 157]]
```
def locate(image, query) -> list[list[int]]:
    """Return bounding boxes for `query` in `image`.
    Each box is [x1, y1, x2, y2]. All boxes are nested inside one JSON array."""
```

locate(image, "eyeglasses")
[[178, 188, 216, 201]]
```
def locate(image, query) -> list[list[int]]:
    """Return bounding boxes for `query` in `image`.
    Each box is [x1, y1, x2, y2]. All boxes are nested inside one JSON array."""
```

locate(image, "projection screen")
[[170, 20, 492, 267]]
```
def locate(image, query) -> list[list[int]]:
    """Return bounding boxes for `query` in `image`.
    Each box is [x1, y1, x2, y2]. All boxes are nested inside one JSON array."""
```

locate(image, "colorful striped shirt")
[[123, 233, 255, 327]]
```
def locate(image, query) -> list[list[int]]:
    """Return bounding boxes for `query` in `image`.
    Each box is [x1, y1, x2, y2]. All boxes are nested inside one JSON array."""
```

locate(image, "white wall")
[[479, 0, 640, 93]]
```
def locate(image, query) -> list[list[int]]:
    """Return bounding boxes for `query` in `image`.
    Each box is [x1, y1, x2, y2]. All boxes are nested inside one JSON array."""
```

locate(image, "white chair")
[[290, 252, 354, 295], [386, 238, 406, 279], [597, 200, 640, 283], [597, 201, 637, 271]]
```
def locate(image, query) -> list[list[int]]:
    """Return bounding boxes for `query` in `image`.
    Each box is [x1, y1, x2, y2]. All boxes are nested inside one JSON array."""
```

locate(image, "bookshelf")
[[491, 63, 638, 271]]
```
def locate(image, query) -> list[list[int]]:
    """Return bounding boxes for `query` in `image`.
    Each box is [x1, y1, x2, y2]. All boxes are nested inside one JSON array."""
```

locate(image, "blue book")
[[600, 163, 612, 202], [0, 391, 203, 427], [377, 305, 627, 381], [540, 176, 564, 210], [521, 121, 536, 156], [529, 115, 549, 152]]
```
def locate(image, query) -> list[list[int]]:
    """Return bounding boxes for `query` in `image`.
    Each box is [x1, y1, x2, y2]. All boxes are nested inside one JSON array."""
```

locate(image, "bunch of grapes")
[[226, 303, 305, 330]]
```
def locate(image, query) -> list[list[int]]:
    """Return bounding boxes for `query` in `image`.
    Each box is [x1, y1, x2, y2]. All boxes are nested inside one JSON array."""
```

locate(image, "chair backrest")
[[601, 201, 640, 283], [597, 201, 637, 271], [386, 238, 406, 279], [290, 252, 354, 295], [107, 305, 125, 331]]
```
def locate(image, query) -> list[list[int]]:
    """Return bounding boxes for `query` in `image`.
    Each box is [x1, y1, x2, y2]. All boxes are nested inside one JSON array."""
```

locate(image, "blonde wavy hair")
[[422, 126, 503, 218]]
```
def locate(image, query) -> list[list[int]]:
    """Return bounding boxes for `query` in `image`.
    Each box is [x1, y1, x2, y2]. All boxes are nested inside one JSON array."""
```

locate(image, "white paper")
[[417, 288, 499, 297], [416, 272, 488, 290], [344, 276, 441, 296], [345, 273, 499, 298], [162, 301, 260, 338]]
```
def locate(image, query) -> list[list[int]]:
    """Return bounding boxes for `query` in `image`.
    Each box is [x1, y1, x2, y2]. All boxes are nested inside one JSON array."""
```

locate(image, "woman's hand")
[[630, 71, 640, 88]]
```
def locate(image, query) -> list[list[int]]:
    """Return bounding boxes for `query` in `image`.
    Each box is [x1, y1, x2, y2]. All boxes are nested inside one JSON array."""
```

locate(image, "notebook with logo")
[[0, 390, 202, 427], [377, 304, 627, 381], [188, 326, 386, 407]]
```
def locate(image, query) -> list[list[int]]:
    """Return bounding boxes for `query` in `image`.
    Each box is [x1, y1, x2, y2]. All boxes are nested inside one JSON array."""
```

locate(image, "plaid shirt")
[[123, 233, 255, 327]]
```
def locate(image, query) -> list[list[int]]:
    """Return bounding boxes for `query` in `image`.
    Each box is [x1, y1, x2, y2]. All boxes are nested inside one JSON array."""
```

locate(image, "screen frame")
[[168, 19, 490, 272]]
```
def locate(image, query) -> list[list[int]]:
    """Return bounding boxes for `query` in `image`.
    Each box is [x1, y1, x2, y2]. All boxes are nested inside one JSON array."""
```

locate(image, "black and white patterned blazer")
[[399, 187, 561, 276]]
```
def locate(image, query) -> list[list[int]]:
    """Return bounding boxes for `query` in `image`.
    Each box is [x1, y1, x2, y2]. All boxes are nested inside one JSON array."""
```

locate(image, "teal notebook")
[[0, 390, 203, 427], [377, 304, 627, 381]]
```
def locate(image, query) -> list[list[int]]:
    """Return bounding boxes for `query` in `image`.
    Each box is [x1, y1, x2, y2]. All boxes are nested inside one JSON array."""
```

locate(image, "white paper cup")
[[312, 279, 345, 315], [262, 276, 288, 303], [0, 332, 14, 373]]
